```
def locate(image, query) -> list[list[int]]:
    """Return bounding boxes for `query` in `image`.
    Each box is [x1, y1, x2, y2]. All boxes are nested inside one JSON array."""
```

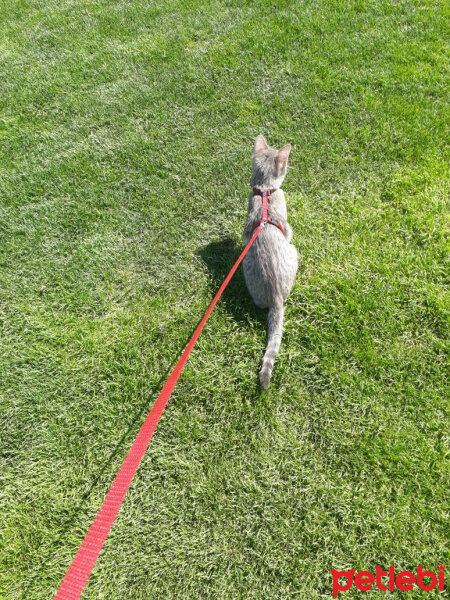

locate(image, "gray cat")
[[243, 135, 298, 388]]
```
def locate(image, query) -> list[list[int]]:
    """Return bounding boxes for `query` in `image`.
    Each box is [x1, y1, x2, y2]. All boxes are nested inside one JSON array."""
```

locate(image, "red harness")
[[250, 187, 285, 236]]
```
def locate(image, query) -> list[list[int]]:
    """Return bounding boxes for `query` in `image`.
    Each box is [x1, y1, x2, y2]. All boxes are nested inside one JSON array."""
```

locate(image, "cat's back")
[[243, 222, 297, 307]]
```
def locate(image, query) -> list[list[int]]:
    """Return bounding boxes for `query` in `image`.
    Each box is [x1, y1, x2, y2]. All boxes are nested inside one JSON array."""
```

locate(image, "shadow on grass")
[[197, 236, 269, 400], [197, 236, 267, 327]]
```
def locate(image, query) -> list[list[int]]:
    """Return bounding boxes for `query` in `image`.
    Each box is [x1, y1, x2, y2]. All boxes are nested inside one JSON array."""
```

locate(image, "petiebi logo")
[[330, 564, 445, 596]]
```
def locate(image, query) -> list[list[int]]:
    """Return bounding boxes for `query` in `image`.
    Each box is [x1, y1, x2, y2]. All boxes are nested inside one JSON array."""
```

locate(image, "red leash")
[[54, 220, 266, 599]]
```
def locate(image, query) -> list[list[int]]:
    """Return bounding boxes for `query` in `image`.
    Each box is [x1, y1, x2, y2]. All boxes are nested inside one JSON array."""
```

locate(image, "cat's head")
[[251, 135, 291, 190]]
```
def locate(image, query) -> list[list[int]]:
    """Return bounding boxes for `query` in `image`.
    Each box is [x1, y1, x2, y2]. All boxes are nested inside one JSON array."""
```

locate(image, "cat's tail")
[[259, 295, 284, 389]]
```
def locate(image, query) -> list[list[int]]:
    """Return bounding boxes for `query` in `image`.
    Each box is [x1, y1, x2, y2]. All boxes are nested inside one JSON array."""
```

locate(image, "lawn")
[[0, 0, 448, 598]]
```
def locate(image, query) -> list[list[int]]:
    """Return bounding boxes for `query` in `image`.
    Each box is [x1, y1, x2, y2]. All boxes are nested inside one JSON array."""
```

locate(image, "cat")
[[243, 135, 298, 388]]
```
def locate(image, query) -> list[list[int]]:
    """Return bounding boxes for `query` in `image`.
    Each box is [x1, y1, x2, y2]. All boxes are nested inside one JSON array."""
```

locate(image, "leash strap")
[[261, 190, 269, 222], [53, 224, 264, 600]]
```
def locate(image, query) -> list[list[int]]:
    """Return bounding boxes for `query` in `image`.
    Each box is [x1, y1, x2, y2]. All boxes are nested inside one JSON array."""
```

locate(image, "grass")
[[0, 0, 448, 598]]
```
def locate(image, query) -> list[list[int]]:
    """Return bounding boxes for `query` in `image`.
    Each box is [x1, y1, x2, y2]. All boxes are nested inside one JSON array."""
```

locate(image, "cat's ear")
[[276, 144, 291, 175], [254, 134, 268, 154], [277, 144, 291, 163]]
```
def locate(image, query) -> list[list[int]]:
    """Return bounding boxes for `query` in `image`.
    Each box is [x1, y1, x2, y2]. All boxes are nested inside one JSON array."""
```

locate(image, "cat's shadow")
[[197, 236, 266, 327]]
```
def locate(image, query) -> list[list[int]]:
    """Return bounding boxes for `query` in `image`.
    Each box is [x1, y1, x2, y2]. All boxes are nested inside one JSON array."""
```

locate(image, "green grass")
[[0, 0, 449, 598]]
